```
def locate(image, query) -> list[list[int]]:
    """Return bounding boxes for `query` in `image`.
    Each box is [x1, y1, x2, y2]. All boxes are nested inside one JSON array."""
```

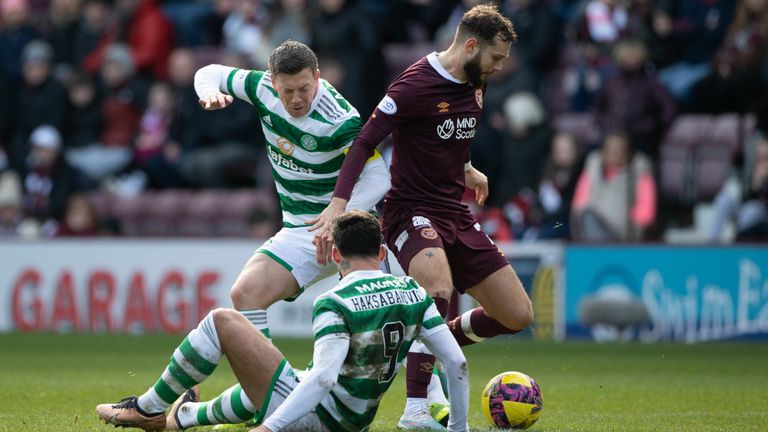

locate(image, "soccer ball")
[[480, 371, 543, 429]]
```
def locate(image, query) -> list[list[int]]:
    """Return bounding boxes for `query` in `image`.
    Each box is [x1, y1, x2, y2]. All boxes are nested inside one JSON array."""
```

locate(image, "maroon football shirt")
[[334, 52, 485, 216]]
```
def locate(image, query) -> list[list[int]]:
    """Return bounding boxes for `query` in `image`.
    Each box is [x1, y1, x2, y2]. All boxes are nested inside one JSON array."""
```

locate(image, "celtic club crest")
[[301, 135, 318, 151]]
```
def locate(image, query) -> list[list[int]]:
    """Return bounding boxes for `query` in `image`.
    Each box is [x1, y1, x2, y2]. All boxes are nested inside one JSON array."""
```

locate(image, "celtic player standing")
[[176, 41, 390, 427]]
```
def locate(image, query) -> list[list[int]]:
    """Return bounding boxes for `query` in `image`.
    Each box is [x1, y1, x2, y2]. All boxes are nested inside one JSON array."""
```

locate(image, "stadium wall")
[[0, 240, 564, 338]]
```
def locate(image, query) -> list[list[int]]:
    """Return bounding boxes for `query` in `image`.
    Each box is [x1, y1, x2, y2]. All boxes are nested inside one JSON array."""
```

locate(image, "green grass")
[[1, 334, 767, 431]]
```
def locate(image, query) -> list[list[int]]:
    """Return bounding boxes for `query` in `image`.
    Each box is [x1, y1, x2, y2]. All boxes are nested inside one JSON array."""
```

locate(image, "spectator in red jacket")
[[82, 0, 173, 80]]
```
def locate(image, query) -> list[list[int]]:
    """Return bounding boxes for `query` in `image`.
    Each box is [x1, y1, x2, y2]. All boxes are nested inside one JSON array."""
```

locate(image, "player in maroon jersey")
[[308, 4, 533, 430]]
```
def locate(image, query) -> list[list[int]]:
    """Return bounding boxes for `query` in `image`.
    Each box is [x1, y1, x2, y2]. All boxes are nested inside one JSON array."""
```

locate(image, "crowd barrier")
[[2, 240, 766, 341]]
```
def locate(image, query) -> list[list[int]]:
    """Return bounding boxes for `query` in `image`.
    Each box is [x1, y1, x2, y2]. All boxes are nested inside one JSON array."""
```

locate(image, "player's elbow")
[[316, 373, 337, 391]]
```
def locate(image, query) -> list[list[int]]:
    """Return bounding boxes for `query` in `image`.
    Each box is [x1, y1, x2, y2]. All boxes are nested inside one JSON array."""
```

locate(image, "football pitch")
[[1, 334, 766, 432]]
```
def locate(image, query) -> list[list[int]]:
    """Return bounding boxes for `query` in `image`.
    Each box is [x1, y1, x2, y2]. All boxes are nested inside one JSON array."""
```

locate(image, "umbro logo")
[[437, 101, 449, 113]]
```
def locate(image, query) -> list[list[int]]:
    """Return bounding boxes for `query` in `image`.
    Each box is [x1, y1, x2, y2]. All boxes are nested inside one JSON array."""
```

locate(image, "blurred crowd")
[[0, 0, 766, 242]]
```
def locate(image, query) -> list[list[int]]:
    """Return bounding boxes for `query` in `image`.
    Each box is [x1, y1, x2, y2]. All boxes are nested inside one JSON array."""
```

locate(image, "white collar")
[[339, 269, 386, 286], [427, 52, 466, 84]]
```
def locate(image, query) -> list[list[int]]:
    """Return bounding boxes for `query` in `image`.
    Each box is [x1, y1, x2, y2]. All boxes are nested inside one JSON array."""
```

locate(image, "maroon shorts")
[[382, 209, 509, 293]]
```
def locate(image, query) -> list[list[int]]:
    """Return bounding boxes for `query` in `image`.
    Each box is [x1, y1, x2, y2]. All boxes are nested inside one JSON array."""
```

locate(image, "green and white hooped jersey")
[[225, 69, 362, 227], [311, 270, 445, 431]]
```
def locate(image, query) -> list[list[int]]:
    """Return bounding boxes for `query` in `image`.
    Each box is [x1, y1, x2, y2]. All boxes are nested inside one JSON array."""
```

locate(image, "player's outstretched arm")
[[422, 328, 469, 432], [257, 335, 349, 432], [308, 153, 391, 265], [194, 64, 236, 110], [309, 105, 399, 264]]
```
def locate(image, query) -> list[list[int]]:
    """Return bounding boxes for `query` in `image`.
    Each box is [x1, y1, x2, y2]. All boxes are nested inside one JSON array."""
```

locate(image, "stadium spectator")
[[62, 70, 103, 152], [656, 0, 736, 104], [534, 131, 583, 239], [40, 0, 81, 81], [221, 0, 270, 67], [266, 0, 312, 49], [134, 81, 178, 188], [0, 169, 27, 237], [471, 49, 537, 192], [67, 44, 139, 183], [0, 69, 9, 151], [82, 0, 174, 81], [8, 40, 67, 173], [313, 5, 533, 428], [55, 192, 102, 236], [503, 0, 561, 72], [690, 0, 768, 114], [177, 52, 264, 188], [580, 0, 629, 45], [571, 131, 657, 241], [160, 0, 215, 47], [592, 38, 677, 160], [0, 0, 38, 85], [310, 0, 386, 117], [19, 125, 76, 228], [71, 0, 112, 67], [560, 37, 614, 112], [709, 136, 768, 242], [626, 0, 681, 69], [95, 211, 470, 432], [491, 92, 553, 213]]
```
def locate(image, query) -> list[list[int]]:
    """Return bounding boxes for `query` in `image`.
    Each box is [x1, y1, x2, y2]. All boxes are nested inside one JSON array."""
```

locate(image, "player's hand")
[[307, 197, 348, 265], [465, 166, 489, 206], [249, 426, 273, 432], [199, 92, 234, 110]]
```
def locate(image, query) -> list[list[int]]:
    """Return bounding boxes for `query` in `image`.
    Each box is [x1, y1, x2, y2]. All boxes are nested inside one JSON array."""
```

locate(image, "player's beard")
[[463, 53, 485, 87]]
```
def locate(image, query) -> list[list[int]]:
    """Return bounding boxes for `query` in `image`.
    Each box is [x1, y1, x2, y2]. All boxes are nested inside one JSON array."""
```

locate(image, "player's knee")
[[504, 299, 534, 331], [229, 280, 252, 308], [211, 308, 239, 327], [230, 276, 273, 309], [426, 285, 451, 303]]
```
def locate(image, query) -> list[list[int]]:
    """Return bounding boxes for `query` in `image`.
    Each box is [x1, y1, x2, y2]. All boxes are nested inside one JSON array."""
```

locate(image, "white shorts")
[[256, 226, 338, 300], [255, 359, 331, 432]]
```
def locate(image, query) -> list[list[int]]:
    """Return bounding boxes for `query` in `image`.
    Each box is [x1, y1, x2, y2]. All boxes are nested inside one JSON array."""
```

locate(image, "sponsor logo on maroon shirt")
[[436, 117, 476, 140]]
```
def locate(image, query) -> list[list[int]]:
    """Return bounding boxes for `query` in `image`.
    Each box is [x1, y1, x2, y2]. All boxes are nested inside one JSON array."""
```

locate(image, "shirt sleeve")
[[333, 79, 415, 201], [311, 296, 349, 340], [193, 64, 264, 106], [345, 151, 391, 212], [261, 335, 349, 431]]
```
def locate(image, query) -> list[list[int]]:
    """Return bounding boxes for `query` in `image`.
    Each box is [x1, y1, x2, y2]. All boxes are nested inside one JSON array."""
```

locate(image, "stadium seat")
[[659, 144, 691, 204], [92, 189, 278, 238], [111, 195, 150, 237], [176, 190, 228, 237], [140, 191, 192, 236], [692, 144, 731, 202], [86, 192, 115, 222], [662, 115, 714, 149], [552, 112, 601, 148]]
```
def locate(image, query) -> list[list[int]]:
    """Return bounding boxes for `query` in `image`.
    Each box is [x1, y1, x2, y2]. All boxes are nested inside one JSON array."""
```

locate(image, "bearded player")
[[309, 5, 533, 429]]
